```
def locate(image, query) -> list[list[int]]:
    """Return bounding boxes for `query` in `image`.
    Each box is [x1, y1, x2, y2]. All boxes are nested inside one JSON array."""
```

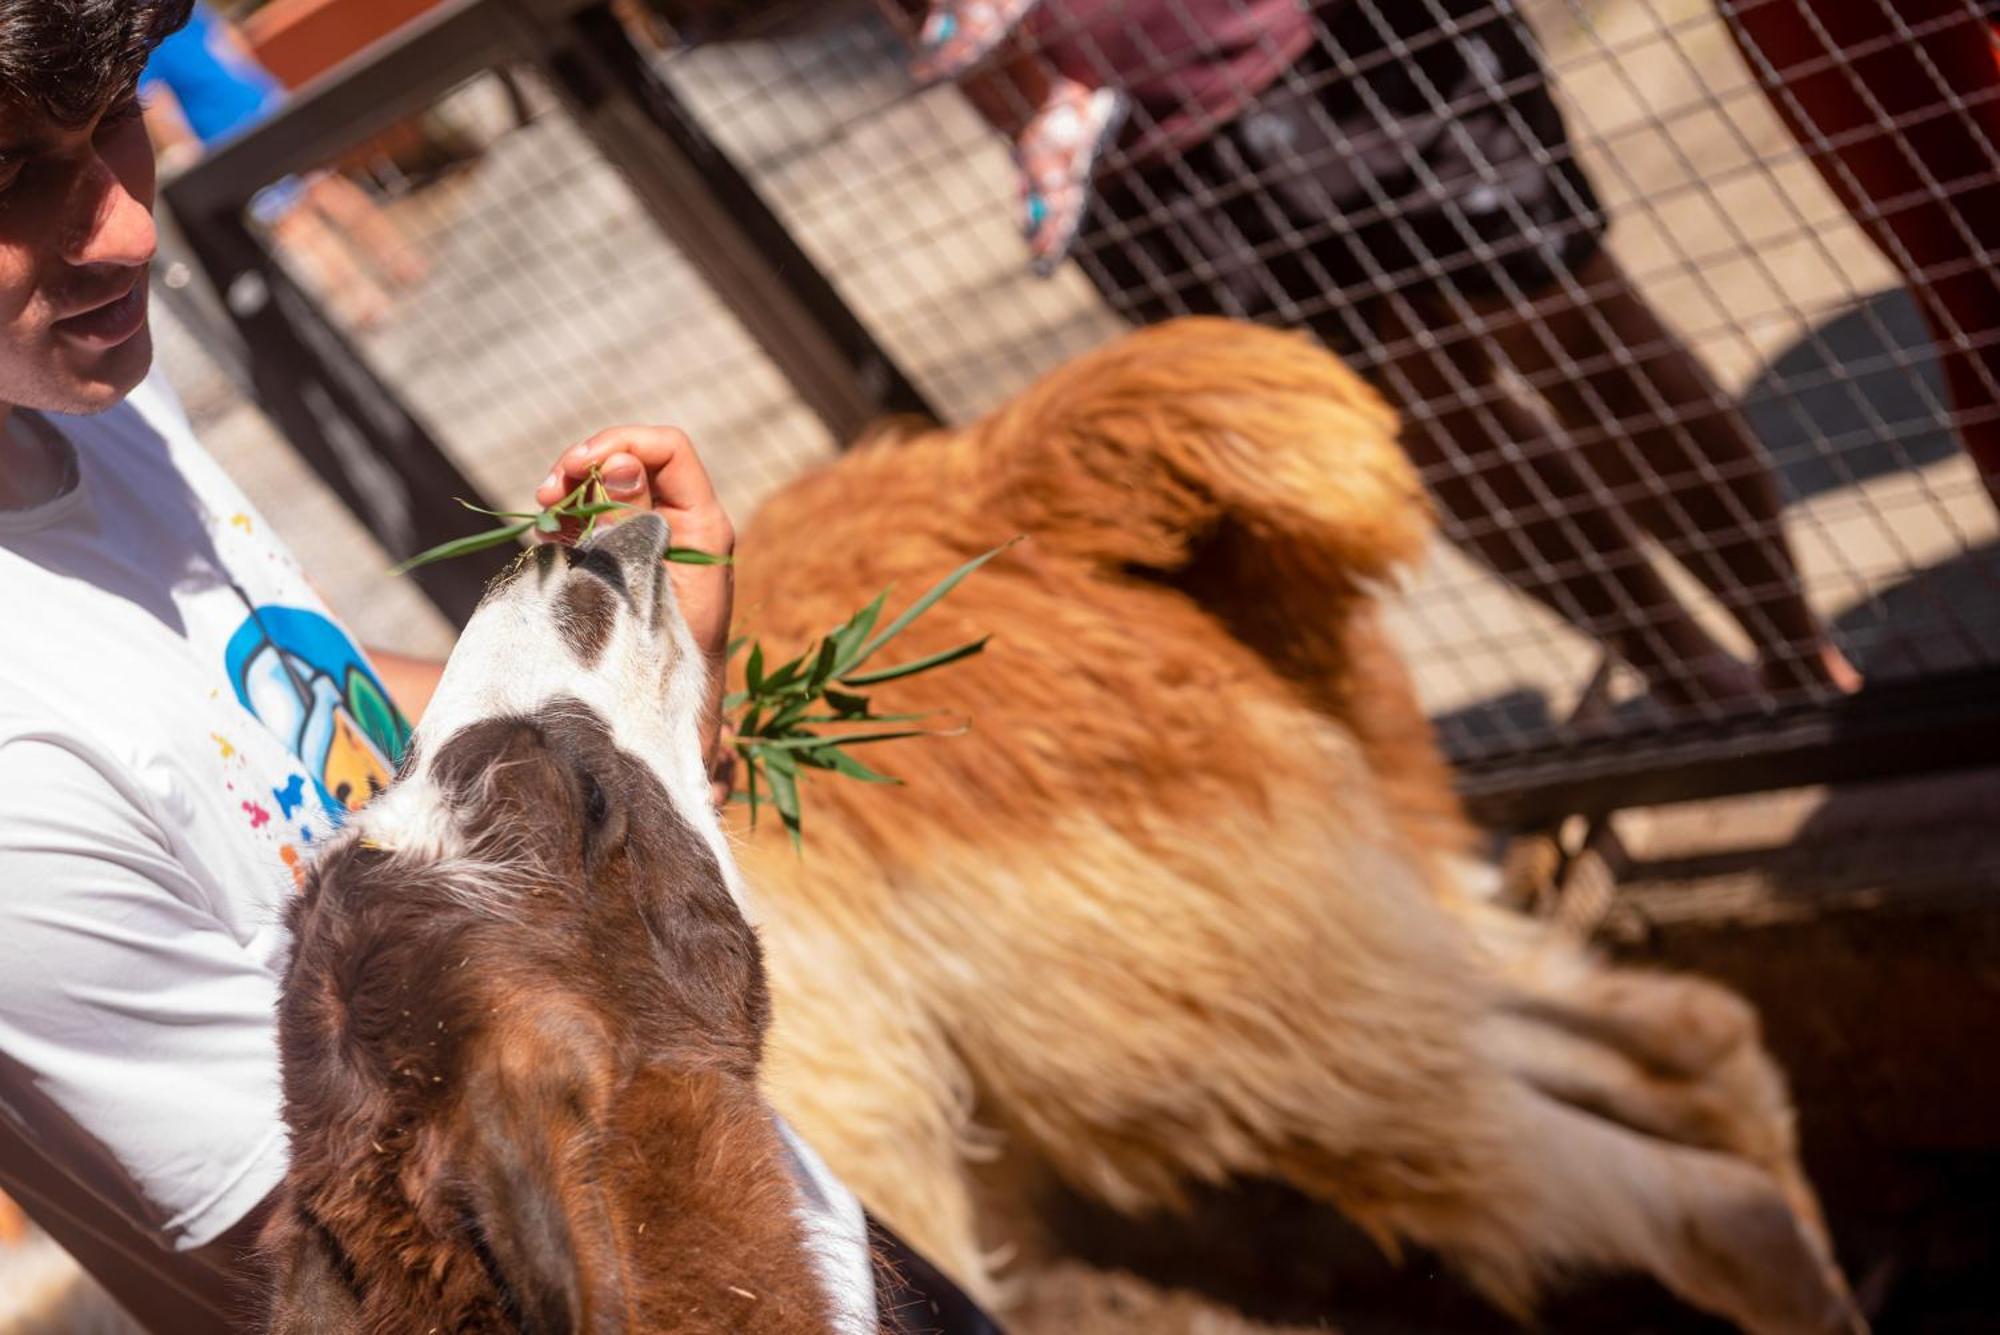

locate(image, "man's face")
[[0, 90, 157, 415]]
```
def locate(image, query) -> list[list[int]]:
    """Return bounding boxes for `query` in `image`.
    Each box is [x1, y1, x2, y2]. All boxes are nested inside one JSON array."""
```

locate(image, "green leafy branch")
[[729, 538, 1018, 849], [390, 467, 728, 575], [387, 463, 1014, 849]]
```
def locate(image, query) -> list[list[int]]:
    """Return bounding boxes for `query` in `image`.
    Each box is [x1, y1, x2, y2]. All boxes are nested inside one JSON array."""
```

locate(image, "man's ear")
[[261, 1200, 363, 1334]]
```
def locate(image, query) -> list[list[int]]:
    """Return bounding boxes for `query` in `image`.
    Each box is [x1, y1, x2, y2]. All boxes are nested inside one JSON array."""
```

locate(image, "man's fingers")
[[562, 426, 719, 514], [569, 425, 693, 471], [538, 427, 731, 555], [536, 445, 650, 513], [598, 452, 646, 498]]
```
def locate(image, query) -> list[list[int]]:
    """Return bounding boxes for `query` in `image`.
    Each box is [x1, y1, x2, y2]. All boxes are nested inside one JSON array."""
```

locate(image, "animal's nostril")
[[580, 512, 669, 574]]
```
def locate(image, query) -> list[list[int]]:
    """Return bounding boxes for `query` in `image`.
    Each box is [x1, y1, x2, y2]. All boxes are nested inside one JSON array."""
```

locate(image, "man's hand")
[[537, 428, 736, 803]]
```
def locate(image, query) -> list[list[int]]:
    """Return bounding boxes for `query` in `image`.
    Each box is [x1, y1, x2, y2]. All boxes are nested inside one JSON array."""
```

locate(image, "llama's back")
[[737, 322, 1495, 1247], [745, 622, 1491, 1236], [740, 321, 1860, 1333], [732, 318, 1451, 870]]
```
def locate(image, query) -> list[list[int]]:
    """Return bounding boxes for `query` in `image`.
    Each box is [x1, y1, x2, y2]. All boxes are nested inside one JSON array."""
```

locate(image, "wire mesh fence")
[[658, 0, 2000, 775], [214, 65, 834, 520], [159, 0, 2000, 813]]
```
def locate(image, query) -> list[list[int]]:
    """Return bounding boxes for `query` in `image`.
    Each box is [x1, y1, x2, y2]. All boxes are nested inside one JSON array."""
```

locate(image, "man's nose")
[[61, 153, 156, 270]]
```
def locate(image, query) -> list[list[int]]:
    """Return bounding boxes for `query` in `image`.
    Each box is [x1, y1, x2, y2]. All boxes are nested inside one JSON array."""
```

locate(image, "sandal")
[[1016, 82, 1128, 277], [910, 0, 1044, 88]]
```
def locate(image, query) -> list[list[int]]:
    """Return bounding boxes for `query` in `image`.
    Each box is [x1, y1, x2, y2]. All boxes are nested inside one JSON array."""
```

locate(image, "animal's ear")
[[262, 1203, 363, 1334], [453, 1027, 628, 1335], [990, 317, 1432, 581]]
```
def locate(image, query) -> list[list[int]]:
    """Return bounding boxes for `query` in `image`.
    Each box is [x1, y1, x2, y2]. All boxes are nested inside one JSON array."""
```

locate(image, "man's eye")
[[0, 161, 21, 196]]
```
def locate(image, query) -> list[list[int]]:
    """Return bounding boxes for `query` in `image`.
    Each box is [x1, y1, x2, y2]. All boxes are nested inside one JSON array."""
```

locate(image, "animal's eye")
[[581, 771, 609, 829]]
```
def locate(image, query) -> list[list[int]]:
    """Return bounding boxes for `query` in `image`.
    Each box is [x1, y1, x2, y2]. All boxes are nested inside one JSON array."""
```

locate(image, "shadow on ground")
[[1434, 295, 1990, 771], [1029, 1177, 1730, 1335], [1741, 287, 1960, 504], [1831, 541, 2000, 680]]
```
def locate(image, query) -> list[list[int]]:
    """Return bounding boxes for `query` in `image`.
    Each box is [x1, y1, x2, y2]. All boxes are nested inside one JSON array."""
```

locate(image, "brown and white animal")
[[728, 318, 1865, 1333], [262, 518, 877, 1334]]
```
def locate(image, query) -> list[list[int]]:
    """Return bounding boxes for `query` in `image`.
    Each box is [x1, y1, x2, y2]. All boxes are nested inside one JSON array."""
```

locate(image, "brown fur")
[[731, 319, 1862, 1333], [266, 705, 838, 1334]]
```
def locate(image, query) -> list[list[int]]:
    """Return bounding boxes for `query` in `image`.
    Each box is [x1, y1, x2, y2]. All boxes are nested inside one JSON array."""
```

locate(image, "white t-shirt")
[[0, 376, 875, 1332], [0, 375, 403, 1323]]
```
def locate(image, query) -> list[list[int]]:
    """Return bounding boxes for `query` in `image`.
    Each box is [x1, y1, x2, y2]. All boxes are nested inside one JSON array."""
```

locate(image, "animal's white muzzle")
[[360, 513, 743, 912]]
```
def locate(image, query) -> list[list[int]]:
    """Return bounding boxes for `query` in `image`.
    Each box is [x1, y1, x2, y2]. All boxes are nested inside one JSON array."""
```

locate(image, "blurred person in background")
[[1728, 0, 2000, 511], [930, 0, 1861, 708], [906, 0, 1129, 273], [139, 0, 427, 328]]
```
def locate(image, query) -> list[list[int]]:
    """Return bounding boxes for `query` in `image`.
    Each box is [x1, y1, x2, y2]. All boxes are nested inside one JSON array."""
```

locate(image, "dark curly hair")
[[0, 0, 193, 129]]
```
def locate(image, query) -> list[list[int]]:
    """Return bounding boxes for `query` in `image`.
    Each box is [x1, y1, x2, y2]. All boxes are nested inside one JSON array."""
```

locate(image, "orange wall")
[[242, 0, 448, 90]]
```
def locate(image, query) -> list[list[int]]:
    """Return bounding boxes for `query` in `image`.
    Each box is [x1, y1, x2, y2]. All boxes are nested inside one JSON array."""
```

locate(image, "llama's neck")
[[611, 1067, 846, 1333]]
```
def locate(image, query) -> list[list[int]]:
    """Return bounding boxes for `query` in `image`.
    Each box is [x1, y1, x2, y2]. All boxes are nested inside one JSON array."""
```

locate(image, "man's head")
[[0, 0, 191, 415]]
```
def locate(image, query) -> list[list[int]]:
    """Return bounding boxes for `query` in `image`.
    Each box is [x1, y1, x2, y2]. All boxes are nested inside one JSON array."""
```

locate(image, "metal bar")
[[167, 0, 521, 219], [163, 0, 931, 625], [646, 0, 875, 44], [164, 203, 504, 626], [1457, 666, 2000, 829], [525, 0, 936, 440]]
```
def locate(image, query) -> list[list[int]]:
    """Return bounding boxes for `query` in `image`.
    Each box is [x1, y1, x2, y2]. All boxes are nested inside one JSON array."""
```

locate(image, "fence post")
[[528, 0, 938, 442]]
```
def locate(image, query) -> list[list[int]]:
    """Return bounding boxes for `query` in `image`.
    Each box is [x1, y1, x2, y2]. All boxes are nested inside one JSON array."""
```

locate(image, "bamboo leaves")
[[389, 461, 1014, 849], [391, 467, 731, 575], [388, 522, 536, 575], [729, 538, 1018, 849]]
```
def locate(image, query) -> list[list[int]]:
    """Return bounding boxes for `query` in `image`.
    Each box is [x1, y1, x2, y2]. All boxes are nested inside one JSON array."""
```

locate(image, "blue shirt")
[[141, 4, 286, 147]]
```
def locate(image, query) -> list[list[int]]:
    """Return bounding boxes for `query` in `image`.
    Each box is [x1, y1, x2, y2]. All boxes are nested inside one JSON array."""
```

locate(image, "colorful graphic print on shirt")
[[222, 604, 411, 816]]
